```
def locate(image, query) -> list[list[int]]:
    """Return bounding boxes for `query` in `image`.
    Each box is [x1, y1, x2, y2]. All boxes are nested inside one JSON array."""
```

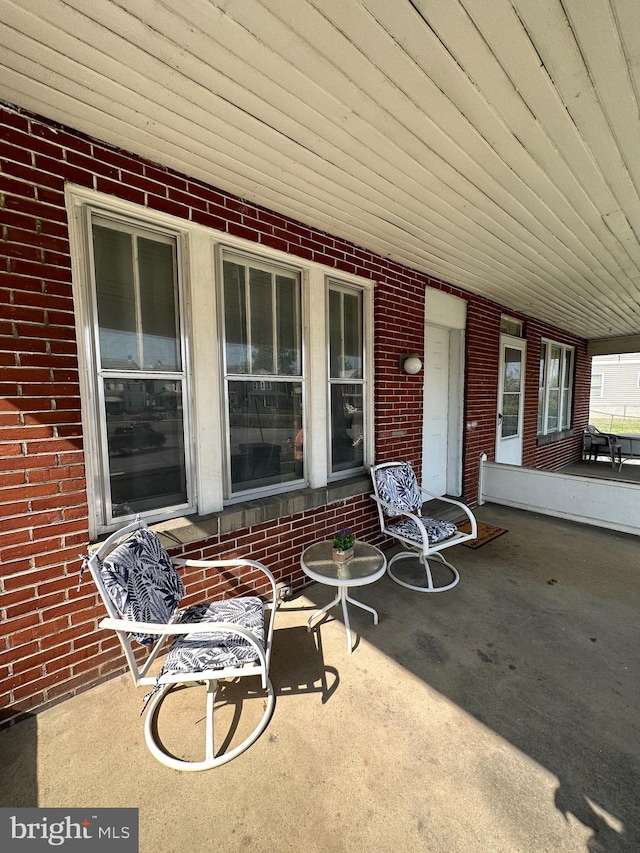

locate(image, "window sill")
[[536, 428, 574, 446], [152, 474, 371, 548]]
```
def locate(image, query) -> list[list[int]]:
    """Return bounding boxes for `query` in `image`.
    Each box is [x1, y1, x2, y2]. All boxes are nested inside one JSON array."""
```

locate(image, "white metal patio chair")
[[80, 518, 277, 771], [370, 461, 477, 592]]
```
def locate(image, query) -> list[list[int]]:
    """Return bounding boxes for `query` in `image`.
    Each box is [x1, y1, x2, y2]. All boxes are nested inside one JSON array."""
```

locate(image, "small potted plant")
[[332, 526, 355, 562]]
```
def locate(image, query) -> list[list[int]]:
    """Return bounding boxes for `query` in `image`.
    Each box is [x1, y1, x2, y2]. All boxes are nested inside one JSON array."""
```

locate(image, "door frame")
[[495, 334, 526, 465], [422, 290, 466, 497]]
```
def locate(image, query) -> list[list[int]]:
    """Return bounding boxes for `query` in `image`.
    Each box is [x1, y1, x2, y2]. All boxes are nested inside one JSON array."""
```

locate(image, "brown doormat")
[[457, 520, 508, 549]]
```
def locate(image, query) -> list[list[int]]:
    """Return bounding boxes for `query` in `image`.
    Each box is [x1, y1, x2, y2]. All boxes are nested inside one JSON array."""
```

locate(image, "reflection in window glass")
[[91, 217, 189, 526], [223, 256, 301, 377], [538, 342, 547, 434], [228, 380, 303, 493], [224, 261, 248, 373], [561, 349, 573, 429], [93, 225, 180, 371], [549, 346, 561, 387], [538, 340, 574, 435], [249, 268, 273, 373], [501, 347, 521, 438], [329, 283, 364, 474], [331, 384, 364, 472], [93, 225, 136, 368], [223, 253, 303, 495], [329, 289, 362, 379], [105, 379, 187, 517], [138, 237, 180, 370], [276, 275, 299, 374]]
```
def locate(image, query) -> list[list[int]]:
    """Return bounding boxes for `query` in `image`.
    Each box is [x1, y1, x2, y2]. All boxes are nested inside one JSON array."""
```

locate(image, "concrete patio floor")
[[1, 503, 638, 853]]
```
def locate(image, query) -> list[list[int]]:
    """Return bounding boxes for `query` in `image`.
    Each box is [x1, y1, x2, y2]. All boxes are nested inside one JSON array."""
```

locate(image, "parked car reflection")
[[109, 422, 166, 456]]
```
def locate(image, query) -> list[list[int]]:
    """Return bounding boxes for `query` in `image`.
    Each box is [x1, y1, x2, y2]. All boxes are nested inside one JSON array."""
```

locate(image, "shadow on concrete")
[[305, 503, 640, 852], [0, 713, 38, 807], [0, 504, 637, 852], [270, 624, 339, 706]]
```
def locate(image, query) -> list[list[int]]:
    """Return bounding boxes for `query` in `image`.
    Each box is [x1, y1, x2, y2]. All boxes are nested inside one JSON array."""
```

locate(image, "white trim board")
[[480, 461, 640, 537]]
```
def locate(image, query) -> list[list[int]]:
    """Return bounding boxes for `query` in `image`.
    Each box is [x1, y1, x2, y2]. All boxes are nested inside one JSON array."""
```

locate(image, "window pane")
[[537, 342, 546, 433], [106, 378, 187, 517], [503, 347, 522, 393], [500, 316, 523, 336], [561, 389, 570, 429], [502, 394, 520, 437], [276, 274, 301, 374], [343, 292, 362, 379], [549, 346, 561, 387], [225, 257, 301, 378], [329, 288, 363, 379], [93, 225, 138, 369], [562, 349, 573, 389], [329, 290, 342, 378], [331, 383, 364, 473], [539, 342, 547, 387], [224, 261, 248, 373], [547, 389, 560, 431], [501, 347, 522, 438], [138, 237, 180, 370], [537, 386, 545, 433], [249, 268, 273, 373], [590, 374, 603, 396], [228, 380, 303, 493]]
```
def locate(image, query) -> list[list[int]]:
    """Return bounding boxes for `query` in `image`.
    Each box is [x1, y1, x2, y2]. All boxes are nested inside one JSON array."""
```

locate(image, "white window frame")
[[66, 185, 374, 536], [538, 339, 575, 436], [591, 373, 604, 398], [218, 247, 305, 500], [500, 315, 523, 337], [326, 279, 368, 479]]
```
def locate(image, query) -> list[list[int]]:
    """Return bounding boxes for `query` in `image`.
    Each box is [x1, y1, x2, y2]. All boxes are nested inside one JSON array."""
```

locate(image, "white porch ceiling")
[[1, 0, 640, 343]]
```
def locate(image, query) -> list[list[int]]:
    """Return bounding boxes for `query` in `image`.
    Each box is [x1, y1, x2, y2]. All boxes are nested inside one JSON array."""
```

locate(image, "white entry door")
[[495, 335, 526, 465], [422, 325, 450, 495]]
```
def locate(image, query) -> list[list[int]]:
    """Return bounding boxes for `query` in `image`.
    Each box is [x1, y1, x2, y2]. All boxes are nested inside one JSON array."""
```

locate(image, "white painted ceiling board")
[[1, 0, 640, 342]]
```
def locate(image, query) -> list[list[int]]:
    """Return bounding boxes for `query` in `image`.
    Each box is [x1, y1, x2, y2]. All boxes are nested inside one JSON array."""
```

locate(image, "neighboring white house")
[[590, 353, 640, 425]]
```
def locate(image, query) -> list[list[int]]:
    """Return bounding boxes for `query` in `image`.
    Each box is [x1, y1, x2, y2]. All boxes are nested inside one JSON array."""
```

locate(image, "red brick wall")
[[0, 102, 587, 723], [462, 301, 589, 497]]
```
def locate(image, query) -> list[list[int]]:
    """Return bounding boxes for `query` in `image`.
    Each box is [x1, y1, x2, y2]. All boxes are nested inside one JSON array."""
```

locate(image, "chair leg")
[[387, 550, 460, 593], [143, 677, 275, 771], [204, 679, 216, 764]]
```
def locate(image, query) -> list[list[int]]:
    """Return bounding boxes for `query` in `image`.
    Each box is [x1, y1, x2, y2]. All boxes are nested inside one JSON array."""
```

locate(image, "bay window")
[[68, 187, 372, 536]]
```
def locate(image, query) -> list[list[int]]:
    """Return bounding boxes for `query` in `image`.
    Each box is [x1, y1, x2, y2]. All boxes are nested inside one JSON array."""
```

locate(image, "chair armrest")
[[98, 616, 268, 662], [371, 493, 454, 547], [172, 557, 278, 605], [370, 493, 404, 517], [418, 487, 478, 536]]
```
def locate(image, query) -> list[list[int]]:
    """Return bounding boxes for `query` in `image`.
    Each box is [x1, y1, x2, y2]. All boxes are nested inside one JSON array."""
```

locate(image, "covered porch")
[[1, 502, 638, 853]]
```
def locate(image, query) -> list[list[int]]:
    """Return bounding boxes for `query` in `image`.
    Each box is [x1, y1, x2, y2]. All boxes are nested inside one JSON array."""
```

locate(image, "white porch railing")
[[477, 454, 640, 537]]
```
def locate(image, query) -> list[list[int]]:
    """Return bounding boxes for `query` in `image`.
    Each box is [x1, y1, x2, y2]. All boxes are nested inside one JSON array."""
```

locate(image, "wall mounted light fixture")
[[400, 353, 423, 374]]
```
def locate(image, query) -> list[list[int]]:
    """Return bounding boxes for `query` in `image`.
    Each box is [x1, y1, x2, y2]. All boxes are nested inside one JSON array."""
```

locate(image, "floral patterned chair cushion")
[[373, 462, 457, 543], [374, 461, 424, 515], [100, 527, 184, 646], [387, 517, 457, 545], [165, 598, 265, 674], [100, 525, 266, 674]]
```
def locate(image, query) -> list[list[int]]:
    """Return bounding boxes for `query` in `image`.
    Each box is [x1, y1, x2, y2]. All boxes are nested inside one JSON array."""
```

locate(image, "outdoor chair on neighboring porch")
[[583, 425, 622, 470], [370, 461, 477, 593], [80, 518, 277, 771]]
